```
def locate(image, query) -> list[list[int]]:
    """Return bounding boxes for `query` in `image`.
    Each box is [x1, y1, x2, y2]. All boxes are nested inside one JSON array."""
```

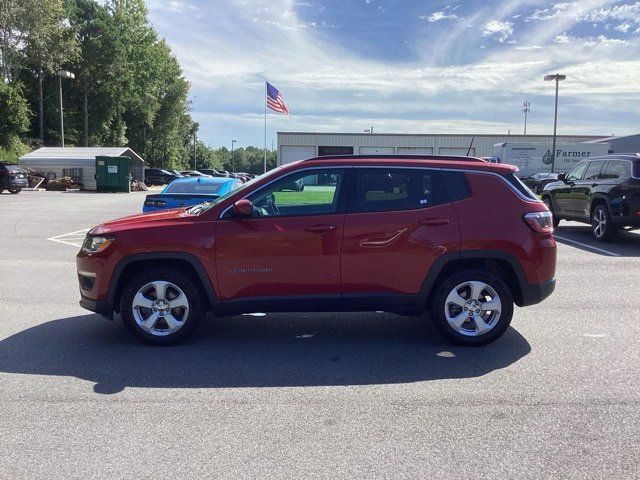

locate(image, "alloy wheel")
[[444, 281, 502, 337], [131, 280, 190, 336], [593, 208, 606, 239]]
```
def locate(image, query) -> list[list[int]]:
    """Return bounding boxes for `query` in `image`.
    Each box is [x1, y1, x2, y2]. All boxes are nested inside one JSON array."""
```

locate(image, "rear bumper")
[[519, 278, 556, 307]]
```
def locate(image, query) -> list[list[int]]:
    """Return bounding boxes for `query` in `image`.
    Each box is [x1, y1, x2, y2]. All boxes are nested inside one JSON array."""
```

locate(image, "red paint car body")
[[77, 155, 556, 346]]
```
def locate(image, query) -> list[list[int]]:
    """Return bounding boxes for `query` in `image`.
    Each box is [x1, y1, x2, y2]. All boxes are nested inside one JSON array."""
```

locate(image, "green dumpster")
[[95, 156, 131, 192]]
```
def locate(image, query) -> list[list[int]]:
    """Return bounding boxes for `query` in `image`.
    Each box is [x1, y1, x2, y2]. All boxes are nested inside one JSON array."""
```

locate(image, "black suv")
[[144, 168, 181, 186], [541, 154, 640, 241], [0, 163, 28, 194]]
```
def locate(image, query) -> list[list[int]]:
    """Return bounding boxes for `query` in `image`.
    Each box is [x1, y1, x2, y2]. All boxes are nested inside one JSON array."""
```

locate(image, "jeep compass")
[[77, 155, 557, 346]]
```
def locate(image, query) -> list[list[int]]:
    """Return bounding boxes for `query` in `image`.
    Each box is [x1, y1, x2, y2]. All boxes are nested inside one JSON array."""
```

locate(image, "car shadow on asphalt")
[[554, 224, 640, 257], [0, 313, 531, 394]]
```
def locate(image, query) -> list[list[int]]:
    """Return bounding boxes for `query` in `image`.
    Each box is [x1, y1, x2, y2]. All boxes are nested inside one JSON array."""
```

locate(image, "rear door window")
[[601, 161, 631, 180], [352, 168, 447, 213]]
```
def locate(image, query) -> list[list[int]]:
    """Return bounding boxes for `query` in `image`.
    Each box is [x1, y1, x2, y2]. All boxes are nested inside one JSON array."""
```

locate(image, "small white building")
[[277, 132, 604, 165], [19, 147, 144, 190]]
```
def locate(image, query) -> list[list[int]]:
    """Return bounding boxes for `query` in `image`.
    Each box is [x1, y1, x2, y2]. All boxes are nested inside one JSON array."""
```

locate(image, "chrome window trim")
[[220, 164, 541, 219]]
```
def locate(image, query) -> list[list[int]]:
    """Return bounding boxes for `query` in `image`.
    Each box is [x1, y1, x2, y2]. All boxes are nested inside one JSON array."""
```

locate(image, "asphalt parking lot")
[[1, 190, 639, 479]]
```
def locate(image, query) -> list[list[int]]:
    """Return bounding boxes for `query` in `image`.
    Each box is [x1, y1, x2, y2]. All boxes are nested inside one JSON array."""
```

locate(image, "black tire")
[[8, 188, 21, 194], [120, 268, 204, 345], [591, 205, 618, 242], [429, 269, 514, 346], [542, 196, 560, 228]]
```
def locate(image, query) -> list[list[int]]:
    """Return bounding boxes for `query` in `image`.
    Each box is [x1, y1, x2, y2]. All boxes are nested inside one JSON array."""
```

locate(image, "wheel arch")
[[109, 252, 217, 313], [421, 251, 527, 307], [590, 195, 609, 217]]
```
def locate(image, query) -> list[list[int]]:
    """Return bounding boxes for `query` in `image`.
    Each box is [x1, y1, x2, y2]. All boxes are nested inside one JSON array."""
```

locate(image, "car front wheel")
[[120, 268, 203, 345], [8, 188, 21, 194], [430, 270, 513, 346], [591, 205, 618, 242]]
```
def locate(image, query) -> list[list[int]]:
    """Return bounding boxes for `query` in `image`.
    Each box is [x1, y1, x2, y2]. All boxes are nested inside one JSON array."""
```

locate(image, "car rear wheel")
[[429, 270, 513, 346], [120, 268, 203, 345], [591, 205, 618, 242], [8, 188, 21, 194]]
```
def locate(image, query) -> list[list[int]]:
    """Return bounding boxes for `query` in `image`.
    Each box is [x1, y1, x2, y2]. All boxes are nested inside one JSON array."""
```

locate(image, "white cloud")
[[583, 2, 640, 23], [615, 22, 632, 33], [482, 20, 514, 42], [421, 11, 459, 23], [146, 0, 640, 146]]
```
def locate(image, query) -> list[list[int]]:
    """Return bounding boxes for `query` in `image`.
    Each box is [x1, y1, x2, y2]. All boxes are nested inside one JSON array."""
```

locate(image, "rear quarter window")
[[503, 173, 538, 200], [443, 171, 471, 201]]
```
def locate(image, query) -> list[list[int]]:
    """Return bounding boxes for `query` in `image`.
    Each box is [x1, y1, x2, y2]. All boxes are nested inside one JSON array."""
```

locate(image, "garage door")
[[280, 146, 316, 165], [359, 147, 395, 155], [397, 147, 434, 155], [438, 147, 476, 156]]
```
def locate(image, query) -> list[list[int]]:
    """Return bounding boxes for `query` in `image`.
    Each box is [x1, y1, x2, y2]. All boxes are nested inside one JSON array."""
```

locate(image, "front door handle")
[[591, 183, 598, 187], [304, 224, 337, 233], [418, 218, 451, 227]]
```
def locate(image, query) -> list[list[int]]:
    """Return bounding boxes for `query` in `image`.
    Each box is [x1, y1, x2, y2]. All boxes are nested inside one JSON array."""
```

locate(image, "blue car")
[[143, 176, 242, 212]]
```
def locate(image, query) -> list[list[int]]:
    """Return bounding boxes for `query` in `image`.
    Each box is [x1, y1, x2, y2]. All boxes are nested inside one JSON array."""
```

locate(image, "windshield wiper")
[[186, 201, 213, 216]]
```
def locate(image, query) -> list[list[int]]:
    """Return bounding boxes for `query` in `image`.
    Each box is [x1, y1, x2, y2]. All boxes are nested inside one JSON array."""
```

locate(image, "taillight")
[[524, 211, 554, 234]]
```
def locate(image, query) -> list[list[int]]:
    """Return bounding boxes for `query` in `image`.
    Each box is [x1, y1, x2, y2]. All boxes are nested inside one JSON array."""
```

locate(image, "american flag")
[[266, 81, 289, 115]]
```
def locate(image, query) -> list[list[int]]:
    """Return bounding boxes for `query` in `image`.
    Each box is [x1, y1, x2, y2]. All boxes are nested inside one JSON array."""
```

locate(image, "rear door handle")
[[418, 218, 450, 226], [304, 224, 337, 233], [591, 183, 598, 187]]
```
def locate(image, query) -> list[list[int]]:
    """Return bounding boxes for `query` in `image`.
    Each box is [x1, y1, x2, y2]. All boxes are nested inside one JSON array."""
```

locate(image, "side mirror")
[[558, 173, 566, 183], [232, 199, 253, 217]]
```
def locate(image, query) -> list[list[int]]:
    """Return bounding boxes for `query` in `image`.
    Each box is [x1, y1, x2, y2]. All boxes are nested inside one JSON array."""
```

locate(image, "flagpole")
[[264, 79, 267, 174]]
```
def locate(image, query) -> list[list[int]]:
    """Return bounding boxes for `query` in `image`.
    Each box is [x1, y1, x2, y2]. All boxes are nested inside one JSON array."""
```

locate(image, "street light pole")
[[544, 74, 566, 172], [231, 140, 237, 172], [56, 70, 75, 147]]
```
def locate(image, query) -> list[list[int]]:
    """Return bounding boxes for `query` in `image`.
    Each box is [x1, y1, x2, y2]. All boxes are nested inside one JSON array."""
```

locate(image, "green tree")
[[25, 0, 78, 145], [0, 81, 30, 150]]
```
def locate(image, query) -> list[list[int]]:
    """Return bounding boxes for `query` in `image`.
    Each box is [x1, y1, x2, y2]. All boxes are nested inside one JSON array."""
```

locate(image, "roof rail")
[[302, 154, 487, 163]]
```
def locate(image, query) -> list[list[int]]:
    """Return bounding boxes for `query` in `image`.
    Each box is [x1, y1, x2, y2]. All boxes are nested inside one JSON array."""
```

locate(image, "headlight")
[[81, 236, 114, 254]]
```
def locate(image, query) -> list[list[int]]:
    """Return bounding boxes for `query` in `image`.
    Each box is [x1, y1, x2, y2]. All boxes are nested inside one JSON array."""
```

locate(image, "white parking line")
[[47, 228, 91, 248], [554, 235, 621, 257]]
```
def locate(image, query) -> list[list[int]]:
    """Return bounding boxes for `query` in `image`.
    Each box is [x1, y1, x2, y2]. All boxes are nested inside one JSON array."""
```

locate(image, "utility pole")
[[522, 100, 530, 135], [231, 140, 237, 172], [191, 121, 199, 170], [544, 74, 566, 172]]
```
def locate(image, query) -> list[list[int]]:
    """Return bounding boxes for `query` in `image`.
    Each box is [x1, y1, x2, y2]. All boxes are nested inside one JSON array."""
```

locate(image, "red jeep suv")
[[77, 155, 556, 346]]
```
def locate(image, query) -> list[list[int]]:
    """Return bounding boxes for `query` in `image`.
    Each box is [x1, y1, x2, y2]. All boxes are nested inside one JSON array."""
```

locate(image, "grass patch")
[[274, 186, 336, 205]]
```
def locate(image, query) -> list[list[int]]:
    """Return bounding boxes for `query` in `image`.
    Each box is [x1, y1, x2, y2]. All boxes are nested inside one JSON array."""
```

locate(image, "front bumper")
[[80, 294, 113, 318], [519, 278, 556, 307]]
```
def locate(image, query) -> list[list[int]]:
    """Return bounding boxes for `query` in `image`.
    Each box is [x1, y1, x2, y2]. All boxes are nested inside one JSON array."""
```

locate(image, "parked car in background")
[[0, 163, 29, 194], [200, 169, 226, 177], [522, 172, 559, 194], [144, 168, 182, 186], [142, 176, 242, 212], [78, 154, 556, 346], [180, 170, 210, 177], [541, 154, 640, 241]]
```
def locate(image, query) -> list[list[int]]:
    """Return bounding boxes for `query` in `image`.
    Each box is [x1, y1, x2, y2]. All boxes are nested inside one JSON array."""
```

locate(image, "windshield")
[[187, 169, 279, 216]]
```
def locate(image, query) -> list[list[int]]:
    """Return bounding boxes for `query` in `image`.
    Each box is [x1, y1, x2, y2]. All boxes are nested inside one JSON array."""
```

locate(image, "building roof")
[[277, 131, 604, 139], [584, 133, 640, 143], [20, 147, 144, 163]]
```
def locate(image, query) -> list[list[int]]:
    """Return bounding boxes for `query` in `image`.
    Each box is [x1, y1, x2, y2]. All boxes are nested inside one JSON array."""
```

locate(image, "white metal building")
[[19, 147, 145, 190], [585, 133, 640, 154], [277, 132, 604, 165]]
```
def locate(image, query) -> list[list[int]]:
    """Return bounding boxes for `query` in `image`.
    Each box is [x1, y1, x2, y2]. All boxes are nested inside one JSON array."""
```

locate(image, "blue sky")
[[147, 0, 640, 147]]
